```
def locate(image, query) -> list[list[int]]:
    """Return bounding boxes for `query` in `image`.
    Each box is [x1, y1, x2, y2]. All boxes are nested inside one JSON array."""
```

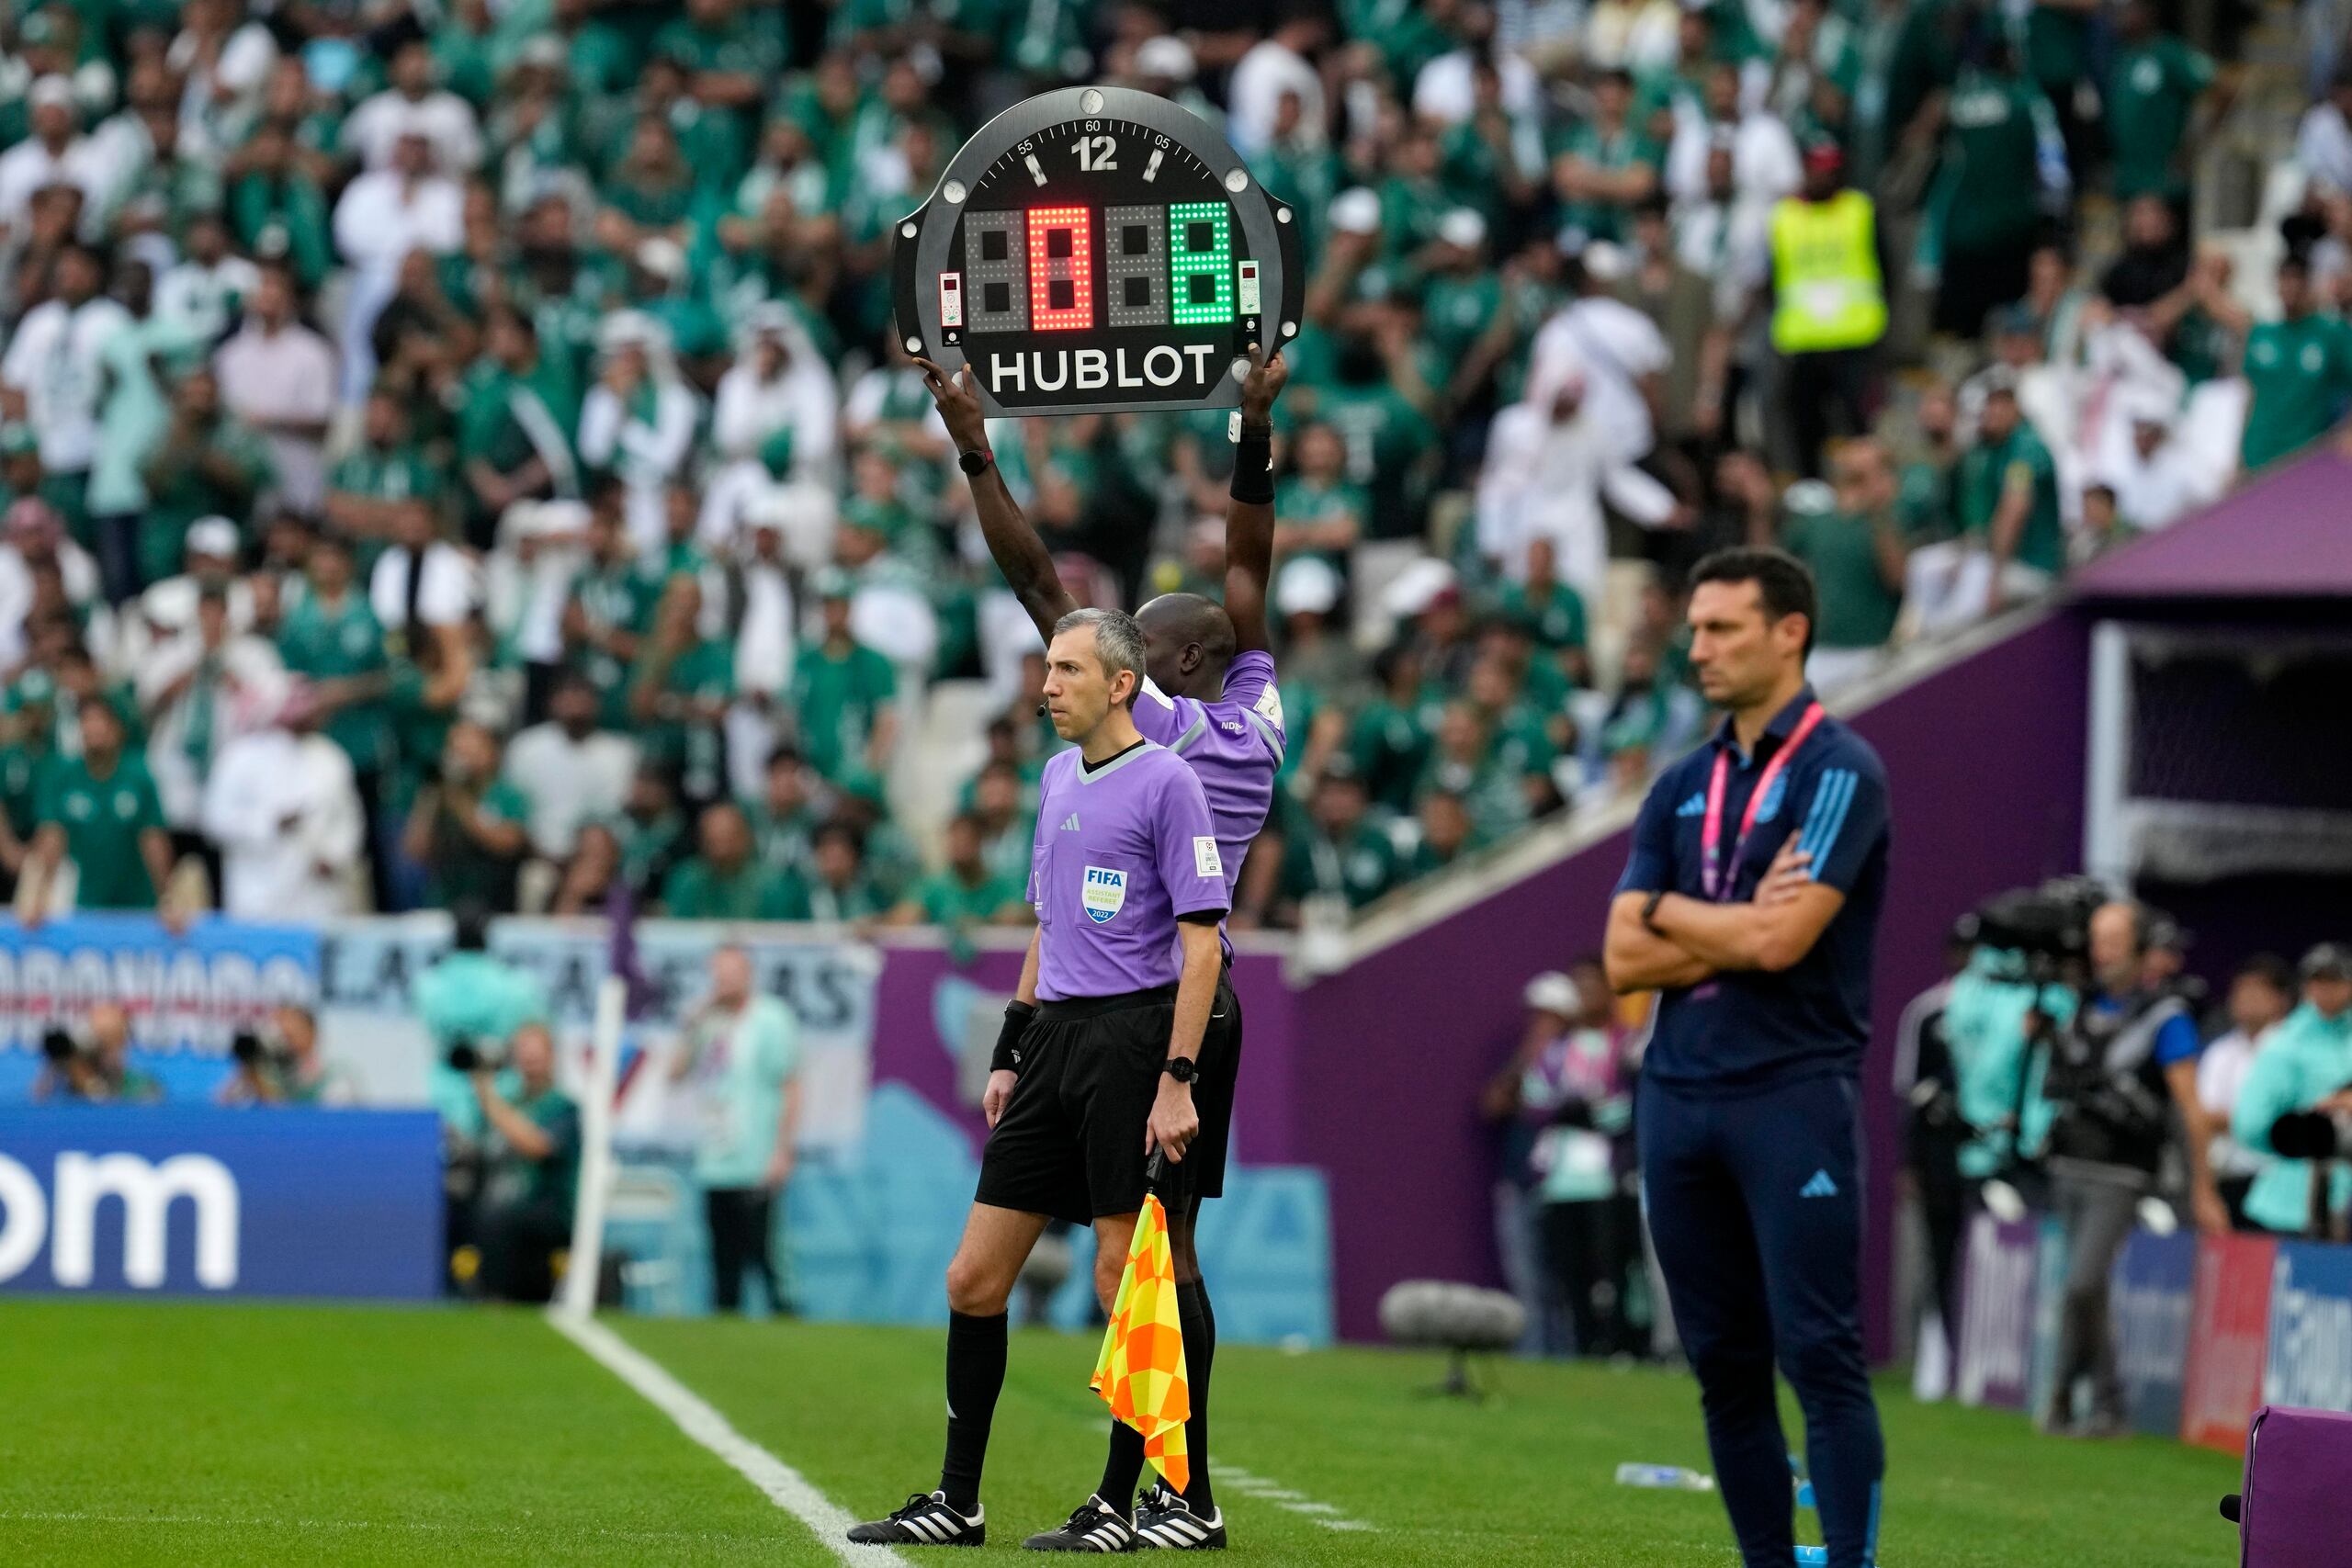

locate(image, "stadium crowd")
[[0, 0, 2340, 937]]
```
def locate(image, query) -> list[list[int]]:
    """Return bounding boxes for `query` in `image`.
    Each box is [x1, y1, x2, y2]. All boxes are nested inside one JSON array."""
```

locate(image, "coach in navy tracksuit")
[[1607, 547, 1890, 1568]]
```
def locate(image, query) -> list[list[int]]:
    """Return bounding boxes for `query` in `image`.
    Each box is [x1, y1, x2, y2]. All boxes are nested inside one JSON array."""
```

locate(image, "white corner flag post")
[[557, 974, 628, 1320]]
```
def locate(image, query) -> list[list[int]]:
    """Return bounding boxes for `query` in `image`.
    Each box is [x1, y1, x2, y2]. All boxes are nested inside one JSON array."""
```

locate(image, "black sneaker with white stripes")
[[1021, 1495, 1138, 1552], [1134, 1481, 1227, 1551], [846, 1491, 986, 1547]]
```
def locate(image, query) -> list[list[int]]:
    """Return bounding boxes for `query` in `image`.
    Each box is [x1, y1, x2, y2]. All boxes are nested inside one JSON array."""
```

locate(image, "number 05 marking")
[[1075, 134, 1118, 172]]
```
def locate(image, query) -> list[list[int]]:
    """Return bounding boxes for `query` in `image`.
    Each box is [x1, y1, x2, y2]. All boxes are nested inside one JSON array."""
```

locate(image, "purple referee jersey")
[[1132, 649, 1287, 910], [1028, 740, 1230, 1002]]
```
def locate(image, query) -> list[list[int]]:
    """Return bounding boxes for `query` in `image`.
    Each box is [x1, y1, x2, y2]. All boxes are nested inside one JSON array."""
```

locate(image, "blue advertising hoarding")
[[2110, 1230, 2196, 1437], [0, 1106, 440, 1299], [0, 917, 319, 1101], [2265, 1240, 2352, 1414]]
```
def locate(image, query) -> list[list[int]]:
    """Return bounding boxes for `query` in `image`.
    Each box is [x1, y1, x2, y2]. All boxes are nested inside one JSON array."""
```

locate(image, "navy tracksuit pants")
[[1640, 1072, 1885, 1568]]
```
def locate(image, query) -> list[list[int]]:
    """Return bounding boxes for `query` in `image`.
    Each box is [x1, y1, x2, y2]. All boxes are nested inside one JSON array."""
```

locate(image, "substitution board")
[[892, 86, 1304, 417]]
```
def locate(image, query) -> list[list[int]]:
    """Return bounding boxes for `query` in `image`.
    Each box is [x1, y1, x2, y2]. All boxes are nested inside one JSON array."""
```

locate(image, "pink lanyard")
[[1699, 702, 1825, 902]]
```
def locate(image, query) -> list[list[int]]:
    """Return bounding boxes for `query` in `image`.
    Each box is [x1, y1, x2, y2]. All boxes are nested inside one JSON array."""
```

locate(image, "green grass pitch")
[[0, 1298, 2238, 1566]]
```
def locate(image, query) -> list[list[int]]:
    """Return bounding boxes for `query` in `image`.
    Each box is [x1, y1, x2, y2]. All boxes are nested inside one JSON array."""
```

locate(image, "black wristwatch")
[[957, 446, 994, 476], [1162, 1057, 1199, 1086], [1642, 888, 1668, 934]]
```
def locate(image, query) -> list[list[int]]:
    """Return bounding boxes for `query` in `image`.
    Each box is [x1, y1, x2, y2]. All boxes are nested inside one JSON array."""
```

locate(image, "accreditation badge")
[[1081, 865, 1127, 924]]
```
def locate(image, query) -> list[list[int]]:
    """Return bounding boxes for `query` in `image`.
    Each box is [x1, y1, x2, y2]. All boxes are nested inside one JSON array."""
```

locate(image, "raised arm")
[[1225, 344, 1289, 655], [916, 356, 1078, 643]]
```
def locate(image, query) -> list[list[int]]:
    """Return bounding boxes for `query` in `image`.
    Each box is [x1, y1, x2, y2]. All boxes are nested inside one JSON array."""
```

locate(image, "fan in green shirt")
[[1400, 787, 1487, 882], [746, 746, 822, 883], [455, 309, 582, 536], [629, 581, 735, 808], [1419, 702, 1535, 842], [1273, 426, 1368, 574], [1781, 441, 1917, 652], [2237, 257, 2352, 471], [784, 820, 893, 923], [1495, 540, 1592, 672], [25, 701, 173, 914], [889, 813, 1026, 929], [1350, 645, 1441, 816], [137, 369, 272, 589], [2106, 3, 2216, 201], [323, 391, 447, 562], [1317, 338, 1441, 540], [564, 501, 661, 727], [275, 536, 392, 778], [405, 721, 532, 913], [600, 767, 690, 897], [790, 581, 899, 786], [1549, 73, 1661, 246], [1956, 383, 2066, 581], [1276, 767, 1402, 919], [662, 801, 800, 919]]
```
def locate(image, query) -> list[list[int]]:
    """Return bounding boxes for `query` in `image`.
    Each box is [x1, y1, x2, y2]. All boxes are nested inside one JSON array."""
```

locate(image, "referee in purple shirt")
[[901, 344, 1292, 1550], [851, 608, 1229, 1553]]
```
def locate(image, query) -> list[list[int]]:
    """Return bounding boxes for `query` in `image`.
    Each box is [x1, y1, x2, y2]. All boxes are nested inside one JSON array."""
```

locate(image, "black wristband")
[[990, 999, 1036, 1075], [1641, 888, 1668, 934], [1230, 426, 1273, 504]]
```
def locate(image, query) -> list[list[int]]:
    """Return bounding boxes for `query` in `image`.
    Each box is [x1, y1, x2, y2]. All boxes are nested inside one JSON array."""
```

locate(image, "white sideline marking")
[[548, 1311, 912, 1566], [1216, 1465, 1375, 1533], [0, 1509, 759, 1545]]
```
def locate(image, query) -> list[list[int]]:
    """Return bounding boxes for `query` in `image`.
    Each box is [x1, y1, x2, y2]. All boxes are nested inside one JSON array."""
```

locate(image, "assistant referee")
[[1605, 548, 1891, 1568], [851, 607, 1228, 1554]]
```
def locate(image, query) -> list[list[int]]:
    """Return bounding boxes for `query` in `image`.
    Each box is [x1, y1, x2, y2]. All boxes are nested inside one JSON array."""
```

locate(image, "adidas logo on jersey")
[[1799, 1169, 1839, 1200], [1060, 814, 1081, 831], [1676, 792, 1706, 818]]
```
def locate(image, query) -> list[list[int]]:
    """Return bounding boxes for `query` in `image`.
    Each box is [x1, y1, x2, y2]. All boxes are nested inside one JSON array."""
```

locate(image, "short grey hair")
[[1053, 607, 1146, 704]]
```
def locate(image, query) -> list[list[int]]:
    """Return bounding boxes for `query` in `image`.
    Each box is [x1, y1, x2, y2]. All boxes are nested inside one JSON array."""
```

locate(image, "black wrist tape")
[[1230, 429, 1273, 504], [991, 999, 1037, 1075]]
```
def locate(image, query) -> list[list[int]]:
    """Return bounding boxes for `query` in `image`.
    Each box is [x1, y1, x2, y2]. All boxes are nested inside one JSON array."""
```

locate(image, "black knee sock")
[[1099, 1418, 1146, 1513], [1176, 1280, 1216, 1513], [939, 1311, 1008, 1513]]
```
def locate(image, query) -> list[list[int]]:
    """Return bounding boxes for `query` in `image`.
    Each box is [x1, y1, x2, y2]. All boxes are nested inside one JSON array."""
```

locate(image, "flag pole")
[[556, 973, 627, 1321]]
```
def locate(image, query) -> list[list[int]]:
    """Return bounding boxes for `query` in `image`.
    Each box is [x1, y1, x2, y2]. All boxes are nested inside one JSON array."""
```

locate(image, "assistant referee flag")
[[1091, 1190, 1191, 1493]]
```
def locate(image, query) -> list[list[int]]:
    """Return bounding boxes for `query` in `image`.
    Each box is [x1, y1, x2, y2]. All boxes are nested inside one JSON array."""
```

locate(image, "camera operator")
[[31, 1003, 163, 1103], [2232, 944, 2352, 1239], [469, 1021, 581, 1303], [1891, 919, 1974, 1387], [2035, 899, 2210, 1438], [417, 901, 549, 1138], [216, 1005, 358, 1106], [671, 945, 803, 1314]]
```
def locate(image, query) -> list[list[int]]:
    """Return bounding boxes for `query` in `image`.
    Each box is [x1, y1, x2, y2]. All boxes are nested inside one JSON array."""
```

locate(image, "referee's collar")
[[1710, 684, 1821, 766]]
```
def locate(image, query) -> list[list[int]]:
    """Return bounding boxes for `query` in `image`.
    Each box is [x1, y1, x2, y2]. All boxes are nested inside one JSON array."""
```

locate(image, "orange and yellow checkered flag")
[[1090, 1187, 1191, 1493]]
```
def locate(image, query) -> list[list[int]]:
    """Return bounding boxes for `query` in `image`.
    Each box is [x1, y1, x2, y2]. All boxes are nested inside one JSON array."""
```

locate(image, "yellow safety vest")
[[1769, 189, 1887, 354]]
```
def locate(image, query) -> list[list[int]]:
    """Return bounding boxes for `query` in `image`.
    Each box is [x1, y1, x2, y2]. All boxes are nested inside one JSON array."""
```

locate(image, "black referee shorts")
[[1187, 965, 1243, 1203], [976, 985, 1187, 1225]]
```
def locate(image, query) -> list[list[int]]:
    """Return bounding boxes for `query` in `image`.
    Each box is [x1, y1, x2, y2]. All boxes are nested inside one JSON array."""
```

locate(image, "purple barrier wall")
[[1293, 613, 2096, 1348]]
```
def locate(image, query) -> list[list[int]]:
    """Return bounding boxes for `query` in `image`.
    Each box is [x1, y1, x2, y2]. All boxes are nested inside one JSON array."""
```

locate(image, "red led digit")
[[1026, 206, 1093, 331]]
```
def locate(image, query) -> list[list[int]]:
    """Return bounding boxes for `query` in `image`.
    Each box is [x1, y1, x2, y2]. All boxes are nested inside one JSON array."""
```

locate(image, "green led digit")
[[1167, 201, 1234, 326]]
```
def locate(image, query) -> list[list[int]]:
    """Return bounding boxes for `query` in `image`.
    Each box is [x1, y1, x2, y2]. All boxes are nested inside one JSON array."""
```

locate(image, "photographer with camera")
[[32, 1003, 163, 1103], [2231, 944, 2352, 1240], [469, 1021, 581, 1303], [216, 1004, 358, 1106], [416, 901, 548, 1138], [2035, 899, 2211, 1438]]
